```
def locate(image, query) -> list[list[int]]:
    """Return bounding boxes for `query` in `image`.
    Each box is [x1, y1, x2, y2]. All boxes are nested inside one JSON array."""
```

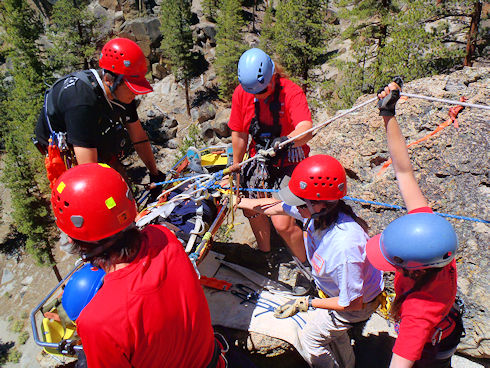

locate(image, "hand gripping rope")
[[140, 88, 489, 225]]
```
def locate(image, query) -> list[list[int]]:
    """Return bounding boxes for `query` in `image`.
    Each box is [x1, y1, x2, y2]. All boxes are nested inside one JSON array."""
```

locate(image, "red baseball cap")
[[366, 234, 396, 272]]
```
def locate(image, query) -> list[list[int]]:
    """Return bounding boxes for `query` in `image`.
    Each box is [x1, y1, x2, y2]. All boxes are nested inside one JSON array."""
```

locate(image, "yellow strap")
[[377, 291, 396, 320]]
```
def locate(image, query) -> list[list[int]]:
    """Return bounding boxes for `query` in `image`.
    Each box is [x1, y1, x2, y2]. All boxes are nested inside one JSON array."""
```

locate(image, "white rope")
[[400, 92, 490, 110]]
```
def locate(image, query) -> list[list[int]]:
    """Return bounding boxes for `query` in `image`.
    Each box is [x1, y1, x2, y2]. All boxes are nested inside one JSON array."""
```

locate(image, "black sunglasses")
[[298, 200, 323, 209]]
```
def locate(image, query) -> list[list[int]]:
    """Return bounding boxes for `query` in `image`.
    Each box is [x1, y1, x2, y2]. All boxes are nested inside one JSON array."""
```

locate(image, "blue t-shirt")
[[283, 204, 384, 307]]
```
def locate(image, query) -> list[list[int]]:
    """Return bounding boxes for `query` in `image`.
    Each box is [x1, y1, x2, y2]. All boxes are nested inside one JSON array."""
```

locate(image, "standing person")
[[50, 163, 226, 368], [228, 47, 313, 263], [366, 81, 464, 368], [35, 38, 163, 185], [237, 155, 384, 367]]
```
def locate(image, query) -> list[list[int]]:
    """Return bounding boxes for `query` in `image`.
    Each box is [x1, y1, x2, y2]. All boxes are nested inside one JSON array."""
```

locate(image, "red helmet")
[[51, 163, 137, 242], [289, 155, 347, 201], [99, 38, 153, 94]]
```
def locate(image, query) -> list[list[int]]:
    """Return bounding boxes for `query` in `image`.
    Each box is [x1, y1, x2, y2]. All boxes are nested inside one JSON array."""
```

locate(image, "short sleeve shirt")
[[283, 204, 384, 307], [228, 78, 312, 162], [35, 70, 139, 161], [77, 225, 217, 368], [392, 207, 458, 361]]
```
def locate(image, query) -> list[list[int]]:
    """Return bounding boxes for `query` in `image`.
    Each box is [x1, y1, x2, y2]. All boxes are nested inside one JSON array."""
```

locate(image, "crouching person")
[[237, 155, 384, 367], [51, 163, 226, 368]]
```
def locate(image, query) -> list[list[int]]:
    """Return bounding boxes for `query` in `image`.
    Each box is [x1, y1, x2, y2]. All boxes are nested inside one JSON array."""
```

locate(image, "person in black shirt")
[[35, 38, 162, 183]]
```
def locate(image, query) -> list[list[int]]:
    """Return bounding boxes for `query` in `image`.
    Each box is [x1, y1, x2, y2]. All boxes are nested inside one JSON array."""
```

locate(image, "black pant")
[[414, 312, 465, 368]]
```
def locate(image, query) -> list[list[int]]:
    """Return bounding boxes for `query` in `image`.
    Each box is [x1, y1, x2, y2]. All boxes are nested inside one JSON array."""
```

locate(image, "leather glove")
[[148, 170, 165, 202], [274, 297, 309, 319], [377, 76, 404, 117]]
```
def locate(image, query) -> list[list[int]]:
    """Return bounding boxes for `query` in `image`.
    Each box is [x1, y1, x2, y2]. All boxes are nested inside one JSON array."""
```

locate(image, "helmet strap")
[[102, 70, 124, 95], [305, 199, 329, 220]]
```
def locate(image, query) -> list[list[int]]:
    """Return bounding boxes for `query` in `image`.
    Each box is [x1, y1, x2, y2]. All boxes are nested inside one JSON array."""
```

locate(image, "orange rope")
[[377, 97, 466, 176]]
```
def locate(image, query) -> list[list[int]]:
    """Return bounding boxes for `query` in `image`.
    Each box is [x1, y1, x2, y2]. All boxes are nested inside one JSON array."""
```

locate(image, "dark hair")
[[71, 227, 142, 269], [389, 267, 442, 320], [314, 200, 369, 233]]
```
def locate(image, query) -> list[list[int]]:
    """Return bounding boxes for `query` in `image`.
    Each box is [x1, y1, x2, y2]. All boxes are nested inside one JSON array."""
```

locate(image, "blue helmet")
[[62, 263, 105, 321], [379, 213, 458, 270], [237, 48, 275, 94]]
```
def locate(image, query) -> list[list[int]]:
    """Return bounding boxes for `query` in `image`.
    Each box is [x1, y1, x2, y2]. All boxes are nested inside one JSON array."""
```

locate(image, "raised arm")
[[378, 83, 428, 212]]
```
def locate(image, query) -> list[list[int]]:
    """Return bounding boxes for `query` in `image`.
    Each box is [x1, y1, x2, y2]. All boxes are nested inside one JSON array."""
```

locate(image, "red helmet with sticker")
[[289, 155, 347, 201], [51, 163, 137, 242], [99, 38, 152, 94]]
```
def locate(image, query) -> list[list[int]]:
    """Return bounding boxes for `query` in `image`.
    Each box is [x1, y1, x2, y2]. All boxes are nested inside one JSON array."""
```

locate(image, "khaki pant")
[[298, 303, 377, 368]]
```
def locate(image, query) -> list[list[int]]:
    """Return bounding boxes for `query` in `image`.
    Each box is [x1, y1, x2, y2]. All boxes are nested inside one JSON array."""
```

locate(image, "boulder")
[[99, 0, 119, 11], [212, 108, 231, 137], [197, 101, 216, 123], [152, 62, 168, 79]]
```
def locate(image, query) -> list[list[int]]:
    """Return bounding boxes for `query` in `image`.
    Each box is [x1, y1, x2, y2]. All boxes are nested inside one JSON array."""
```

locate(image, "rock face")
[[311, 66, 489, 358]]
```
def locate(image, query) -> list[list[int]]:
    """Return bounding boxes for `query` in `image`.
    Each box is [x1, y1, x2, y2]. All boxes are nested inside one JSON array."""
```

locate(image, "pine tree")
[[0, 0, 61, 279], [259, 3, 275, 55], [47, 0, 101, 74], [272, 0, 331, 92], [160, 0, 198, 116], [202, 0, 220, 21], [214, 0, 246, 101], [329, 0, 468, 109]]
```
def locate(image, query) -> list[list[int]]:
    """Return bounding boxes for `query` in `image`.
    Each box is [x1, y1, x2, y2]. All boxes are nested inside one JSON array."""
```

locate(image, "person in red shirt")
[[229, 48, 313, 263], [366, 80, 464, 368], [50, 163, 225, 368]]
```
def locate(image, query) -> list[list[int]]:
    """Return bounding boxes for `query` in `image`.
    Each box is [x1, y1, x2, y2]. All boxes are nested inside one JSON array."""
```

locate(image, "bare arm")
[[237, 197, 286, 216], [73, 146, 98, 164], [288, 120, 313, 147], [126, 120, 158, 176], [389, 353, 415, 368], [232, 130, 248, 164], [379, 83, 428, 212], [311, 295, 363, 311]]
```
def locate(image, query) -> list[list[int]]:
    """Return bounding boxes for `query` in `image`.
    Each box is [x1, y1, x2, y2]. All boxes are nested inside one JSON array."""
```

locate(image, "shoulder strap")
[[269, 75, 283, 128]]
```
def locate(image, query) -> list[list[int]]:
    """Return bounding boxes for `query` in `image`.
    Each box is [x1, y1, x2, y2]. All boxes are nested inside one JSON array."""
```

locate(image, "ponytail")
[[389, 268, 442, 320]]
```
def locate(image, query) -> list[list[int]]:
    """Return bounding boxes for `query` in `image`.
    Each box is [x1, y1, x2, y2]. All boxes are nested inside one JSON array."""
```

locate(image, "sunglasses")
[[297, 200, 323, 209]]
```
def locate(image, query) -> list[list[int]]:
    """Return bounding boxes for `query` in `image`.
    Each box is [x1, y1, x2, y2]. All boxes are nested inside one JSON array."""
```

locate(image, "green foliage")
[[271, 0, 332, 89], [202, 0, 220, 21], [328, 0, 468, 109], [215, 0, 246, 101], [160, 0, 198, 82], [7, 348, 22, 363], [18, 331, 29, 345], [177, 124, 204, 159], [47, 0, 102, 74], [0, 0, 56, 265], [10, 319, 24, 333], [259, 3, 275, 55]]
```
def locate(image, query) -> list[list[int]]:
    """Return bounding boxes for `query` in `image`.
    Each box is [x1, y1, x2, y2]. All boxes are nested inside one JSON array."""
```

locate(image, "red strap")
[[200, 276, 232, 291], [377, 97, 466, 176]]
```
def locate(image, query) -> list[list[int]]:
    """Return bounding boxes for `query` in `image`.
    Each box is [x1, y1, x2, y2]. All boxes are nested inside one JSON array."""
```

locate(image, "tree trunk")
[[48, 250, 62, 282], [185, 78, 191, 117], [464, 1, 482, 67]]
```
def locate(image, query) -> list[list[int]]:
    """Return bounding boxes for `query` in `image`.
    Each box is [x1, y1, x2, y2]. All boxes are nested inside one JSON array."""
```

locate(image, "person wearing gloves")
[[228, 48, 313, 263], [35, 38, 164, 187], [237, 154, 384, 367], [366, 80, 464, 368]]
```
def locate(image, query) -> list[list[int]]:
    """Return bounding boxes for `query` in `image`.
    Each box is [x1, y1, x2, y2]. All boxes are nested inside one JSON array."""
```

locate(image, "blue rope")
[[139, 173, 489, 224], [229, 187, 489, 224]]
